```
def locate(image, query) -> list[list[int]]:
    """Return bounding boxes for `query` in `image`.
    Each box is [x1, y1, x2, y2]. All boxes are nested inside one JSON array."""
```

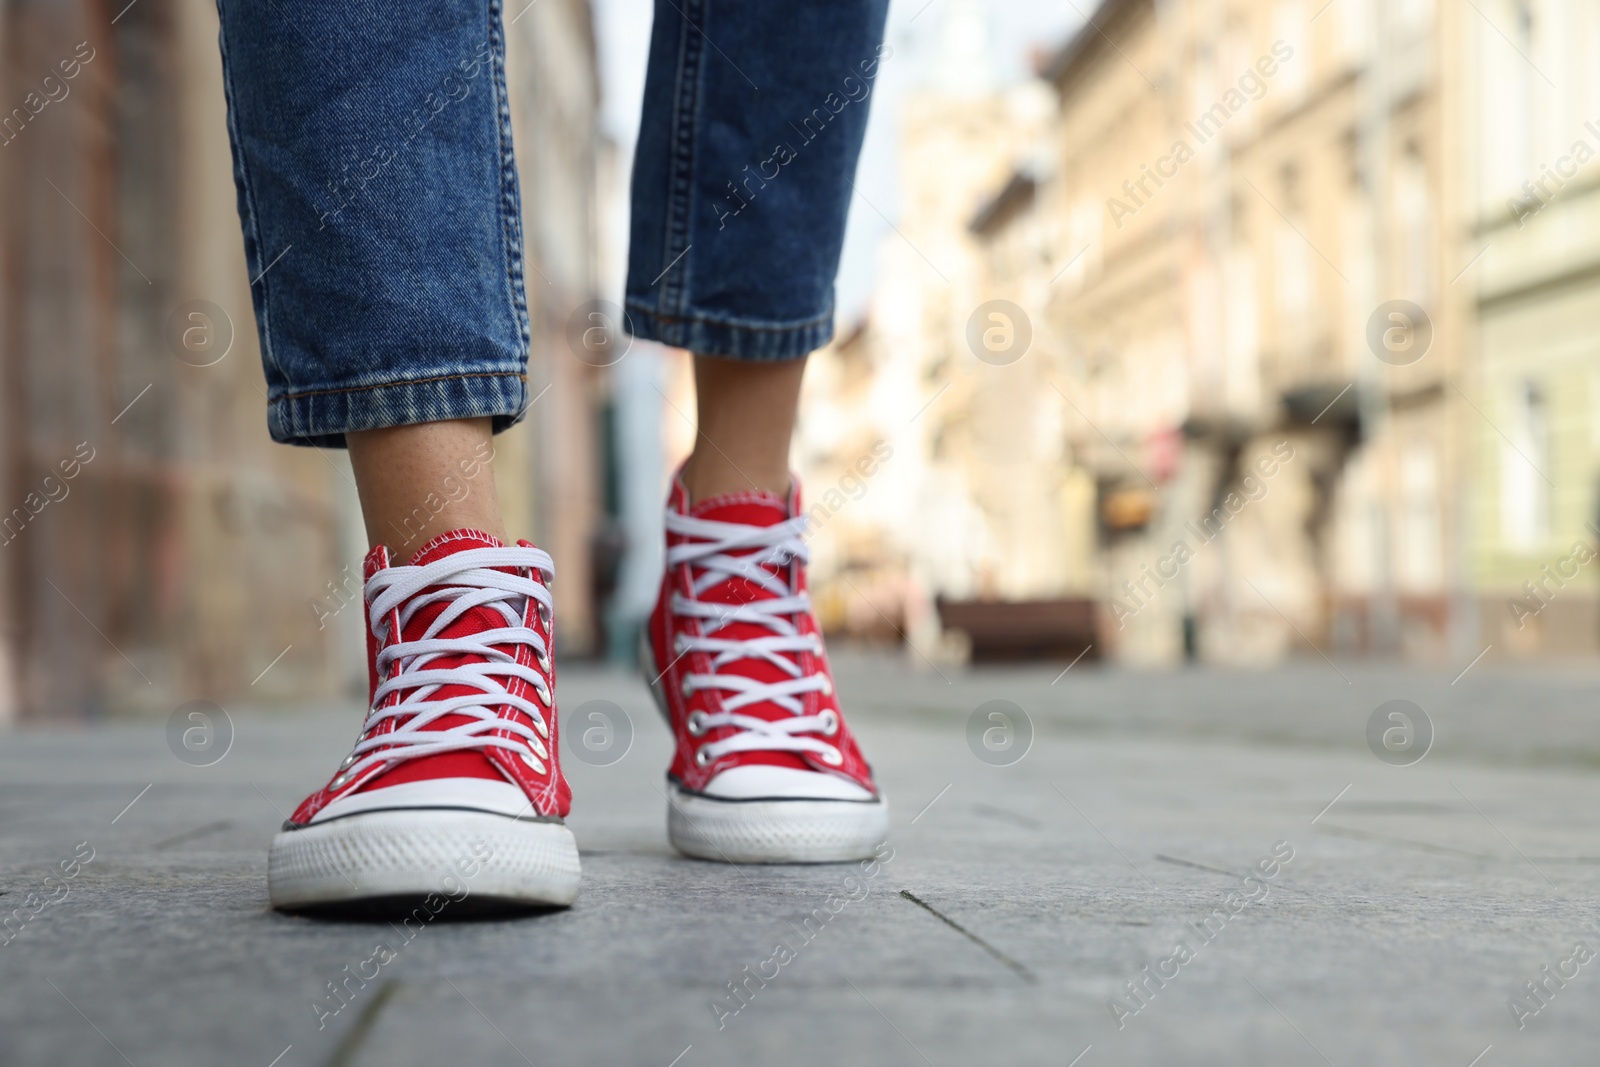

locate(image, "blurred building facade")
[[1463, 0, 1600, 657], [802, 0, 1600, 665], [0, 0, 604, 722]]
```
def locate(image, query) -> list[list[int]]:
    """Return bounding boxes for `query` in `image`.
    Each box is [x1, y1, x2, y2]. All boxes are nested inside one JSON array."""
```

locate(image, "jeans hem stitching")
[[272, 370, 527, 403]]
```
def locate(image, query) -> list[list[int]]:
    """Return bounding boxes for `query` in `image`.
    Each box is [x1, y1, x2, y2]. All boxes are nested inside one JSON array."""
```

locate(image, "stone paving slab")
[[1, 660, 1598, 1066]]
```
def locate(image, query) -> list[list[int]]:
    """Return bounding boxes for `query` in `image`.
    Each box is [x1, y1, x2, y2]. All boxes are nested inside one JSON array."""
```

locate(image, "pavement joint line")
[[899, 889, 1036, 984], [1243, 977, 1336, 1066], [111, 783, 153, 824], [1154, 853, 1238, 878], [44, 977, 138, 1067], [1052, 782, 1162, 892], [1451, 782, 1558, 888], [1312, 822, 1497, 861], [972, 802, 1041, 829], [909, 782, 951, 824], [323, 979, 398, 1067], [1311, 783, 1351, 824], [1154, 854, 1314, 895], [665, 1043, 692, 1067], [153, 819, 233, 851], [843, 977, 938, 1067], [444, 977, 536, 1066]]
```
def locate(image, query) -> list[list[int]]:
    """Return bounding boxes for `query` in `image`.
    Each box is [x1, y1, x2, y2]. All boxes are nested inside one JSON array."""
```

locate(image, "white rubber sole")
[[268, 808, 580, 911], [666, 784, 889, 863], [641, 630, 890, 863]]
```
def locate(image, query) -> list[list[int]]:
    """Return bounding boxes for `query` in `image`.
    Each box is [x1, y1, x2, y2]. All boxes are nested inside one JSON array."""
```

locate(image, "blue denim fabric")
[[625, 0, 891, 360], [217, 0, 885, 445]]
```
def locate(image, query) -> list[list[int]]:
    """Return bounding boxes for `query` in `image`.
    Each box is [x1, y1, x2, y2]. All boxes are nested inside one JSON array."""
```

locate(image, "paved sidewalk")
[[3, 658, 1599, 1066]]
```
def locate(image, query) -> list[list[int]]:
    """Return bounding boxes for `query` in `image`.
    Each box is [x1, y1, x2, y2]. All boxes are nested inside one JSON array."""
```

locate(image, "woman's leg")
[[629, 0, 894, 864], [216, 0, 529, 461], [682, 355, 807, 502], [627, 0, 890, 501], [347, 419, 508, 554], [216, 0, 579, 912]]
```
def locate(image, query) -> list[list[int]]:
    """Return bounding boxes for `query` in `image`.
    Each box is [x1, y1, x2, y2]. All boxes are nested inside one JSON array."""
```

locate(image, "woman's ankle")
[[347, 418, 508, 557]]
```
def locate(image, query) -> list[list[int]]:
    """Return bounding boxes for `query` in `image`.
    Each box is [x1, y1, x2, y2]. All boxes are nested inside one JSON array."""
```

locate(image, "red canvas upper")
[[288, 529, 570, 825], [648, 476, 878, 795]]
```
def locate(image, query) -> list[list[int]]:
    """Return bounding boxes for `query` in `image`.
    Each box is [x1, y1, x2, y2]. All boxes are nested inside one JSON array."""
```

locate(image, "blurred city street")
[[6, 0, 1600, 1062], [4, 653, 1600, 1067]]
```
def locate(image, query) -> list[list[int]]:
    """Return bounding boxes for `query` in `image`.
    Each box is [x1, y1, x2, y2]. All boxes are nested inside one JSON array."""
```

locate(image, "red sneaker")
[[642, 477, 889, 862], [268, 530, 580, 910]]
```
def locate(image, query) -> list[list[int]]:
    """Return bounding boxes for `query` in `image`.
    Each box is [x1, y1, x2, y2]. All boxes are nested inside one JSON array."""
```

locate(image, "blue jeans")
[[216, 0, 889, 447]]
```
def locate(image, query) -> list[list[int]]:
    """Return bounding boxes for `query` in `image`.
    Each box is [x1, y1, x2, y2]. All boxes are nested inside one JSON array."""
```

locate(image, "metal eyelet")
[[538, 652, 552, 673], [695, 746, 715, 768], [819, 709, 839, 736], [338, 753, 357, 770], [687, 711, 709, 736], [521, 751, 546, 774], [810, 635, 823, 654], [680, 677, 694, 698], [674, 634, 689, 654], [819, 748, 844, 767], [331, 772, 351, 789], [537, 685, 553, 707], [819, 676, 833, 697], [529, 736, 549, 761]]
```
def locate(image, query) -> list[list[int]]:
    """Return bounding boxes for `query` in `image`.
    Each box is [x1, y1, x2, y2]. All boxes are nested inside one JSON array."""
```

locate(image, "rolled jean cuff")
[[267, 370, 528, 448], [622, 301, 833, 361]]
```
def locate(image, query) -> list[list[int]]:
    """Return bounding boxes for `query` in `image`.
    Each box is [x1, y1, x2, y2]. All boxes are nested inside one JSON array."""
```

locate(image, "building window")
[[1393, 146, 1433, 305], [1480, 0, 1536, 205], [1501, 380, 1551, 551], [1273, 0, 1309, 101]]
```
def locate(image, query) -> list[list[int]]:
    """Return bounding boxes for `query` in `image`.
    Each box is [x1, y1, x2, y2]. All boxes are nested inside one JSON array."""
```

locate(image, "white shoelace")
[[666, 511, 842, 767], [331, 547, 557, 789]]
